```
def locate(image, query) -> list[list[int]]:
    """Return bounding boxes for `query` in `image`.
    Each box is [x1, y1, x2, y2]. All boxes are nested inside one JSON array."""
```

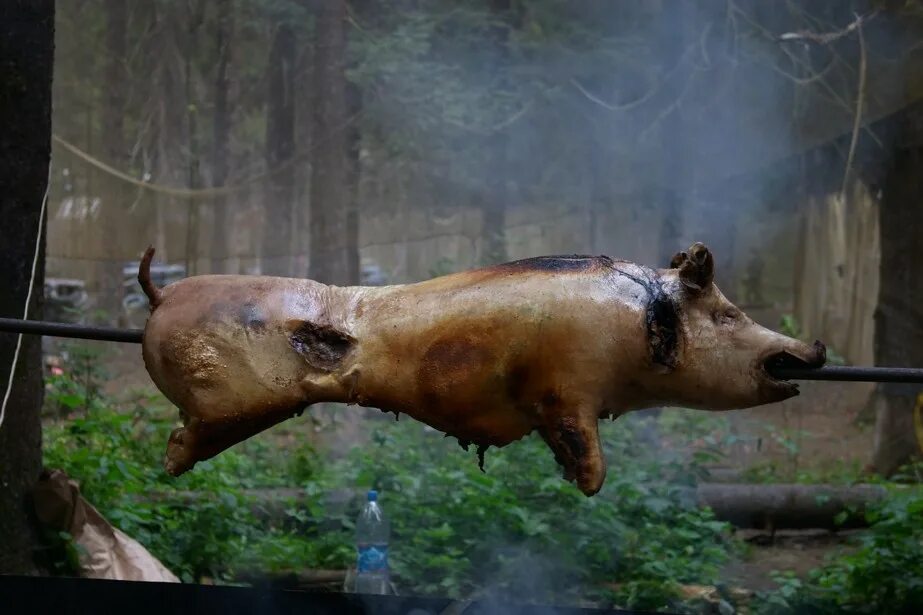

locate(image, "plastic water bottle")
[[355, 489, 390, 594]]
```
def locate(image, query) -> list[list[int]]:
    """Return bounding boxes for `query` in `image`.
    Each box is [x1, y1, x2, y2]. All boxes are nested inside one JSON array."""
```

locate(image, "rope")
[[51, 110, 362, 200], [0, 166, 51, 433], [52, 135, 293, 199]]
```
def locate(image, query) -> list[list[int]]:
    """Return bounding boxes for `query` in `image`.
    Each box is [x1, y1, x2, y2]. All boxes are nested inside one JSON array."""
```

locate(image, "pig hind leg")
[[163, 388, 309, 476], [539, 403, 607, 496]]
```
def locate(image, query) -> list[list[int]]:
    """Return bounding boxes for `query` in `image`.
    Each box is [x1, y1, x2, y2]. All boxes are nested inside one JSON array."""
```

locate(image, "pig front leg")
[[538, 399, 607, 496]]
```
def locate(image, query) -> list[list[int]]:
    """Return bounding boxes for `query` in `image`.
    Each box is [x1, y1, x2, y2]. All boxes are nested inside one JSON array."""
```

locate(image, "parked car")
[[44, 277, 89, 324]]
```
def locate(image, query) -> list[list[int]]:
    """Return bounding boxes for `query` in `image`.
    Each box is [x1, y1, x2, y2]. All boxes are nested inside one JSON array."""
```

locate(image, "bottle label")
[[357, 544, 388, 573]]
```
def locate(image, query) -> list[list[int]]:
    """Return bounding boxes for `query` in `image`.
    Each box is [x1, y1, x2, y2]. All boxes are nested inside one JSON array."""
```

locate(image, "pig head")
[[632, 242, 827, 412], [140, 242, 825, 497]]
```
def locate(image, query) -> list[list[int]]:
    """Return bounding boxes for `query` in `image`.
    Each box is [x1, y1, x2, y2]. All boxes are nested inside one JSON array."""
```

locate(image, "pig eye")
[[714, 308, 739, 324]]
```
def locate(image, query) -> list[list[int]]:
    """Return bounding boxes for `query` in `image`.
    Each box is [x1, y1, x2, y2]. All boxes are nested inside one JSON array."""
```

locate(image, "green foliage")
[[43, 353, 737, 609], [43, 341, 109, 418], [43, 365, 347, 582], [757, 487, 923, 614], [45, 355, 923, 611], [334, 415, 732, 609]]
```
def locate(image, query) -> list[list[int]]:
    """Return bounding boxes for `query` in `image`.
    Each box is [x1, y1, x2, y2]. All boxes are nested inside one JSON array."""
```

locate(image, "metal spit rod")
[[1, 317, 923, 383]]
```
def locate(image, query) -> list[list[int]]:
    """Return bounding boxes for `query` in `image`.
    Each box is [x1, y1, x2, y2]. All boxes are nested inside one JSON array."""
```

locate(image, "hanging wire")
[[0, 167, 51, 433]]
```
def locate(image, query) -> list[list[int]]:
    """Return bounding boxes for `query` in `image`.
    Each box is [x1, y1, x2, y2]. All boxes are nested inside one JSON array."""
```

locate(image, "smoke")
[[461, 541, 598, 614], [353, 1, 915, 287]]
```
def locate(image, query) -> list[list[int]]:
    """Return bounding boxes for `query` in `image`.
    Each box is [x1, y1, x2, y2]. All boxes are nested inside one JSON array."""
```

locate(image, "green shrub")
[[757, 486, 923, 614], [43, 356, 734, 610], [334, 415, 732, 609], [42, 368, 346, 582]]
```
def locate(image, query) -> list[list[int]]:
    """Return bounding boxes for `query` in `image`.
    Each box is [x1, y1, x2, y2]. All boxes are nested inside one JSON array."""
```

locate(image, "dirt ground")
[[721, 528, 861, 592], [718, 379, 877, 481]]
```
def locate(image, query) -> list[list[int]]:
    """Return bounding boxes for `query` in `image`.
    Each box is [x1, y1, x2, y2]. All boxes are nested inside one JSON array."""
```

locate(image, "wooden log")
[[695, 483, 889, 530]]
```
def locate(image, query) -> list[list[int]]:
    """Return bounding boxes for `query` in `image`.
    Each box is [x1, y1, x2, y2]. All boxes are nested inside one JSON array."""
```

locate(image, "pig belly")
[[346, 292, 614, 450], [353, 331, 540, 449]]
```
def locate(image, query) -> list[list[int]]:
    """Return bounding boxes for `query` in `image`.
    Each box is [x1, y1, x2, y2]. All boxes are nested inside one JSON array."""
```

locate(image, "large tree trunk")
[[183, 4, 204, 276], [309, 0, 352, 284], [478, 0, 516, 267], [100, 0, 128, 323], [872, 141, 923, 475], [263, 15, 296, 277], [0, 0, 54, 575], [656, 0, 692, 265], [210, 0, 233, 274], [344, 78, 362, 285]]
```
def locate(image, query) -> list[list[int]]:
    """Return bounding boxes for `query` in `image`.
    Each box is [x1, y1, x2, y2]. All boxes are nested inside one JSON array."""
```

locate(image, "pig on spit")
[[139, 242, 825, 496]]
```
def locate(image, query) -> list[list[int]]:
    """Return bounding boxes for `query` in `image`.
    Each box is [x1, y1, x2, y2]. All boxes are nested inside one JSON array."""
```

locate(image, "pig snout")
[[762, 337, 826, 371], [757, 334, 826, 400]]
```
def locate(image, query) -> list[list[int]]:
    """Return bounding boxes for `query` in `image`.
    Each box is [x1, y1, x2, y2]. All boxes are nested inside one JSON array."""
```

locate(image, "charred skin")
[[140, 244, 825, 496]]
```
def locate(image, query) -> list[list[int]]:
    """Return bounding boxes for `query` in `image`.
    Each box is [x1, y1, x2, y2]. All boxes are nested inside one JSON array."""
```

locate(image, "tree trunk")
[[309, 0, 351, 284], [183, 4, 204, 277], [344, 77, 362, 285], [0, 0, 54, 575], [872, 143, 923, 475], [478, 0, 516, 267], [210, 0, 233, 274], [100, 0, 128, 323], [263, 16, 296, 277], [656, 0, 692, 265]]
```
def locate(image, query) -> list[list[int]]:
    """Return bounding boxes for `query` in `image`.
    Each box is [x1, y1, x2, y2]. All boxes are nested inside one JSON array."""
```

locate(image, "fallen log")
[[695, 483, 888, 530], [137, 483, 897, 530]]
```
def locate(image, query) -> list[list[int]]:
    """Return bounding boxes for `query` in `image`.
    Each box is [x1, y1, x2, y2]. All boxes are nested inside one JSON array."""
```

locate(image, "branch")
[[841, 14, 867, 201], [778, 9, 878, 45]]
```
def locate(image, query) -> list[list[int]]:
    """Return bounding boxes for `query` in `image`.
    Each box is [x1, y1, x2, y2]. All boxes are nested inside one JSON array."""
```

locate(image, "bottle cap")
[[368, 489, 377, 502]]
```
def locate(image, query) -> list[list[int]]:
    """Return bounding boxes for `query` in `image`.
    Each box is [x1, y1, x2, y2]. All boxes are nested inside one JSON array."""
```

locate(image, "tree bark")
[[656, 0, 692, 265], [478, 0, 516, 267], [0, 0, 54, 575], [263, 15, 296, 277], [100, 0, 128, 322], [210, 0, 233, 274], [696, 483, 887, 531], [309, 0, 351, 284], [344, 77, 362, 285], [872, 142, 923, 475], [183, 3, 204, 277]]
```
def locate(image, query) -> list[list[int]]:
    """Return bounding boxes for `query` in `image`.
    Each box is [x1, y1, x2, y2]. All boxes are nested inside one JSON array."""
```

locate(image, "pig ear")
[[677, 242, 714, 293]]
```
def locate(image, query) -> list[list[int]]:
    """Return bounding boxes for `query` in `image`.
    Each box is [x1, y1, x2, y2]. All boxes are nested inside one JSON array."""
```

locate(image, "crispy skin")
[[142, 256, 652, 494], [141, 248, 825, 496]]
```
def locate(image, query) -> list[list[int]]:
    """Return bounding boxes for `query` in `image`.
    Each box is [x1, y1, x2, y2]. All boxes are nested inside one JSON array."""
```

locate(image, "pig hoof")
[[164, 427, 196, 476]]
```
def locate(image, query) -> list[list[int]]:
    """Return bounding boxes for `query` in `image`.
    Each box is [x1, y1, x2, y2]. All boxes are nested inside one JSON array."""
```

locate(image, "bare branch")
[[841, 14, 867, 201], [778, 10, 878, 45]]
